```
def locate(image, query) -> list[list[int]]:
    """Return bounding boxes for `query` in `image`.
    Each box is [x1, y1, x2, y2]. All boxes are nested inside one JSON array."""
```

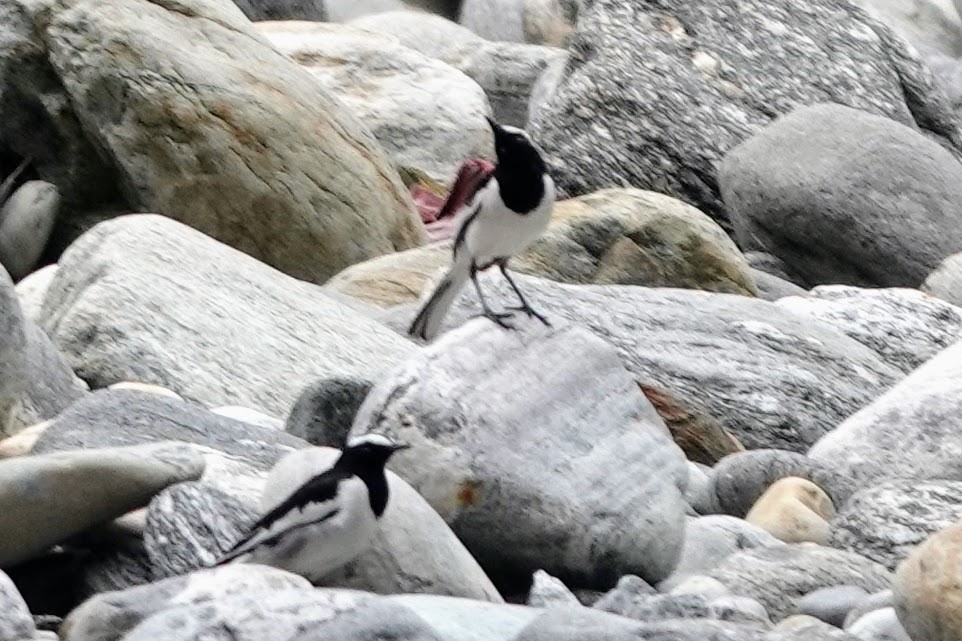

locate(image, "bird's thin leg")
[[499, 262, 551, 327], [471, 263, 515, 330]]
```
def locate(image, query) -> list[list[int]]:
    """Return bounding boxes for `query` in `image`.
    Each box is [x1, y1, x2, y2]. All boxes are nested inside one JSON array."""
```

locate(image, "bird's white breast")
[[464, 174, 555, 264]]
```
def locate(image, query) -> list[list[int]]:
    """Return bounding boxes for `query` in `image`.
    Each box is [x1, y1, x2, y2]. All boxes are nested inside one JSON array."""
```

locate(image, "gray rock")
[[708, 449, 858, 518], [597, 592, 714, 623], [527, 0, 962, 224], [708, 543, 892, 621], [592, 575, 657, 615], [710, 595, 772, 627], [923, 251, 962, 306], [776, 286, 962, 373], [809, 339, 962, 485], [285, 377, 374, 448], [851, 0, 962, 56], [526, 50, 566, 125], [144, 482, 257, 580], [386, 594, 540, 641], [796, 586, 870, 628], [0, 442, 204, 566], [527, 570, 580, 608], [844, 590, 895, 629], [0, 570, 34, 641], [722, 104, 962, 287], [33, 389, 306, 471], [9, 321, 87, 434], [0, 267, 26, 436], [846, 607, 911, 641], [918, 45, 962, 116], [382, 272, 900, 452], [668, 516, 783, 583], [515, 606, 768, 641], [232, 0, 327, 20], [831, 480, 962, 571], [351, 320, 689, 588], [751, 269, 809, 302], [38, 215, 415, 418], [0, 180, 58, 281], [60, 565, 314, 641], [351, 11, 566, 127], [258, 22, 492, 185], [684, 462, 717, 515], [77, 545, 153, 600], [260, 447, 503, 601], [745, 251, 803, 284], [459, 0, 526, 41], [119, 590, 435, 641], [3, 0, 425, 284]]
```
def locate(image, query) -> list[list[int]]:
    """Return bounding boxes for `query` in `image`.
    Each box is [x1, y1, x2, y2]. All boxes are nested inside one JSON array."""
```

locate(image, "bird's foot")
[[479, 311, 517, 331], [507, 305, 552, 327]]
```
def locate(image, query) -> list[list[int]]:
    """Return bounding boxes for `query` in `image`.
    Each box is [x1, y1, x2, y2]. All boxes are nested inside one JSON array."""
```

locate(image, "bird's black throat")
[[493, 152, 546, 215], [353, 468, 390, 518]]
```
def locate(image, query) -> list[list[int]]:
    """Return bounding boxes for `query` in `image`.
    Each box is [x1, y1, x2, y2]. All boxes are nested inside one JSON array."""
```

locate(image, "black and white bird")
[[215, 434, 409, 582], [408, 117, 555, 341]]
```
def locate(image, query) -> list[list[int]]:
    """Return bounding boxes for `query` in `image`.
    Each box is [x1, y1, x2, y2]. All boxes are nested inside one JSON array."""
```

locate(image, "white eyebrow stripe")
[[346, 433, 394, 448]]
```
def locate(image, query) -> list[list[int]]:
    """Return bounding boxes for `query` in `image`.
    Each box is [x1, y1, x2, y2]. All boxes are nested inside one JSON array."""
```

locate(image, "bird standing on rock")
[[215, 434, 409, 583], [408, 117, 555, 341]]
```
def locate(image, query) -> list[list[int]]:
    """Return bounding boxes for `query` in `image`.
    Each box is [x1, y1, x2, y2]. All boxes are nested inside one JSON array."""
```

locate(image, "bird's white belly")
[[249, 478, 378, 583], [465, 175, 554, 264]]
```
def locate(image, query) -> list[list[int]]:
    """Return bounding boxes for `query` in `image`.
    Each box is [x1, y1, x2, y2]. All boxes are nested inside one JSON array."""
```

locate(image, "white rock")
[[527, 570, 580, 608], [776, 286, 962, 373], [923, 251, 962, 307], [210, 406, 283, 430], [14, 263, 57, 322]]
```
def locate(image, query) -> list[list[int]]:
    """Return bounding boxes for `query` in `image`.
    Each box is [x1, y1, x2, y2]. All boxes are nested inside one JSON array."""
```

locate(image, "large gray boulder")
[[528, 0, 962, 224], [351, 320, 689, 588], [38, 215, 415, 419], [776, 286, 962, 373], [721, 104, 962, 287], [708, 544, 893, 621], [809, 340, 962, 485], [923, 251, 962, 306], [0, 442, 204, 567], [260, 447, 503, 601], [351, 11, 565, 127], [0, 0, 425, 283], [832, 480, 962, 571], [384, 272, 900, 452], [258, 22, 493, 184]]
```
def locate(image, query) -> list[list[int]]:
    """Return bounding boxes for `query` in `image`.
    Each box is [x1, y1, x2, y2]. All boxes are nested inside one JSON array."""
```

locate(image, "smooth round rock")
[[746, 477, 835, 544], [847, 607, 912, 641], [0, 181, 59, 281], [797, 586, 870, 628], [894, 522, 962, 641], [284, 377, 373, 447], [923, 251, 962, 307]]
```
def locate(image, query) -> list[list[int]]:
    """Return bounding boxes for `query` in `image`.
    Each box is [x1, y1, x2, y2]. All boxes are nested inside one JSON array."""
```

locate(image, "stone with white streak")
[[776, 286, 962, 373], [382, 272, 900, 452], [351, 320, 689, 588]]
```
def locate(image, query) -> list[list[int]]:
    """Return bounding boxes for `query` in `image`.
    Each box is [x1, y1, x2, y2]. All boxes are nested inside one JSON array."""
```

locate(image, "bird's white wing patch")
[[230, 493, 343, 557]]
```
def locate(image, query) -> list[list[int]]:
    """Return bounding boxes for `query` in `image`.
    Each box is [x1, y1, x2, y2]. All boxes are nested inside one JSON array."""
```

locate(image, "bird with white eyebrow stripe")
[[215, 434, 409, 582], [408, 117, 555, 341]]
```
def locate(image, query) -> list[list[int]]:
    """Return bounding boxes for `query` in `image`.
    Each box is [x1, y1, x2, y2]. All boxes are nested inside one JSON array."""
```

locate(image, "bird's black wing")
[[215, 467, 350, 565]]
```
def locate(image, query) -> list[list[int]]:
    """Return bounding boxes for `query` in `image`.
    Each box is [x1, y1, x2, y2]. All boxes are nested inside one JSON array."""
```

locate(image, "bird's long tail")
[[408, 252, 470, 341]]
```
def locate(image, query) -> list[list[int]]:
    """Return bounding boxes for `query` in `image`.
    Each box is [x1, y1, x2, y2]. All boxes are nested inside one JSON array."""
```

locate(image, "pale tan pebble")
[[746, 476, 834, 544], [108, 382, 182, 400], [0, 420, 50, 458]]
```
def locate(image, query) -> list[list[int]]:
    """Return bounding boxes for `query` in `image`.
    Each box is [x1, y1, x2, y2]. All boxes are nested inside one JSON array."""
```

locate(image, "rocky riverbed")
[[2, 0, 962, 640]]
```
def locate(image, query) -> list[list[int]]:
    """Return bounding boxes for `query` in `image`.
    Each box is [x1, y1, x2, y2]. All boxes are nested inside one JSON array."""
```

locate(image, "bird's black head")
[[487, 116, 546, 175], [337, 434, 409, 472]]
